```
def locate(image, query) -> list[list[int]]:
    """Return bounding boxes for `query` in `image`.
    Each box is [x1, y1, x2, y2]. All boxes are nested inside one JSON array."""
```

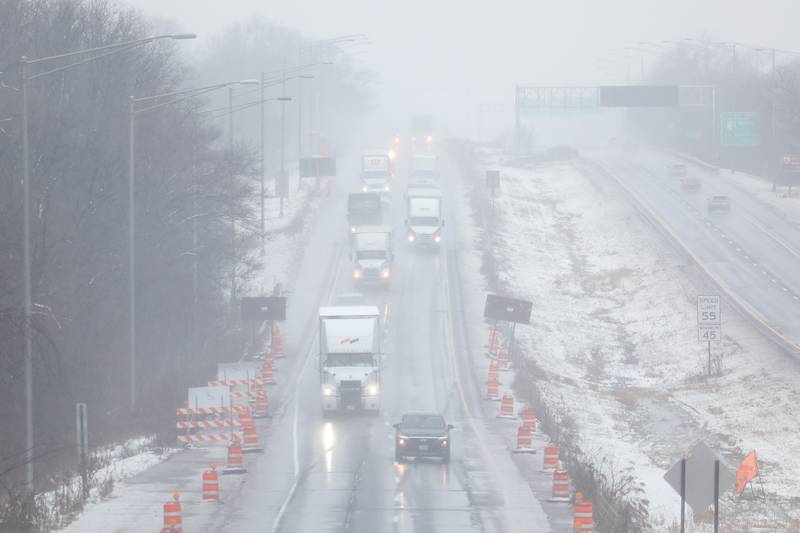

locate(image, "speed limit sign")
[[697, 295, 721, 342]]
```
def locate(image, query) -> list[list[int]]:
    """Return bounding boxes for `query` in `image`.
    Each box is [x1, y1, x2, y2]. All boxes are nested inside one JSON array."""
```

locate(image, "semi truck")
[[406, 186, 444, 247], [319, 306, 382, 414], [347, 192, 382, 233], [410, 153, 439, 180], [351, 226, 393, 284], [361, 149, 394, 197]]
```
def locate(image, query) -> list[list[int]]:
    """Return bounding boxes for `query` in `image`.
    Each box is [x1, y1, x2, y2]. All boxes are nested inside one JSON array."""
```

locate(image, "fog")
[[132, 0, 800, 138]]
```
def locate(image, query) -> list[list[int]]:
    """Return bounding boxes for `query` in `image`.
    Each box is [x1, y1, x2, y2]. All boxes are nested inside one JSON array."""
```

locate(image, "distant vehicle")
[[406, 187, 444, 247], [394, 412, 453, 463], [319, 306, 382, 414], [707, 195, 732, 213], [347, 192, 382, 233], [410, 153, 439, 180], [668, 163, 688, 178], [412, 114, 434, 146], [680, 177, 702, 193], [361, 149, 394, 197], [351, 226, 393, 284]]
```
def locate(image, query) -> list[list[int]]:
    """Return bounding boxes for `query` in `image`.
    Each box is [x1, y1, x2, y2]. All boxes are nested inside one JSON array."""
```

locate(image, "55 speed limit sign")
[[697, 295, 721, 342]]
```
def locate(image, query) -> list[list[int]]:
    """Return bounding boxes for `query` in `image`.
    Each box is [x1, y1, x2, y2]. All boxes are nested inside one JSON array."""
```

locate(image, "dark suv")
[[394, 412, 452, 463]]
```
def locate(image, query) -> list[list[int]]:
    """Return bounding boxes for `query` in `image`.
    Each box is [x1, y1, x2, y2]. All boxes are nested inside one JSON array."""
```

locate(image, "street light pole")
[[127, 96, 136, 413], [19, 32, 195, 490], [279, 59, 287, 217], [260, 71, 266, 251], [20, 57, 33, 492]]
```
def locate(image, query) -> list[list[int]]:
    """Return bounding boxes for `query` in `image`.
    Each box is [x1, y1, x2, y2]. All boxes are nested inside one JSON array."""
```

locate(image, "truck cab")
[[347, 192, 382, 234], [406, 187, 444, 247], [361, 150, 394, 199], [410, 153, 439, 181], [351, 226, 393, 284], [319, 306, 382, 414]]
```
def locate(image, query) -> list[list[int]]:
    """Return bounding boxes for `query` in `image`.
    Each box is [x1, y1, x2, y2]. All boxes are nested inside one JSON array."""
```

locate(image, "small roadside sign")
[[664, 441, 735, 512], [697, 295, 720, 325], [484, 294, 532, 324], [698, 325, 721, 342]]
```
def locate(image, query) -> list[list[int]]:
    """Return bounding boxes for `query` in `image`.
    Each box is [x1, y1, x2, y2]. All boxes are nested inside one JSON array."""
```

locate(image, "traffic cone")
[[521, 405, 537, 433], [486, 375, 500, 401], [271, 323, 285, 358], [253, 384, 269, 418], [543, 444, 560, 472], [260, 357, 276, 384], [573, 496, 593, 531], [163, 492, 182, 532], [549, 469, 571, 502], [496, 349, 511, 371], [239, 412, 263, 453], [512, 424, 535, 454], [223, 442, 247, 474], [487, 359, 500, 385], [497, 394, 515, 419], [202, 464, 221, 502]]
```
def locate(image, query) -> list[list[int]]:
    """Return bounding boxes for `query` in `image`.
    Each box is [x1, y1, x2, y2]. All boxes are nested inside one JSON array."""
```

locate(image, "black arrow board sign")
[[483, 294, 532, 324], [241, 296, 286, 321]]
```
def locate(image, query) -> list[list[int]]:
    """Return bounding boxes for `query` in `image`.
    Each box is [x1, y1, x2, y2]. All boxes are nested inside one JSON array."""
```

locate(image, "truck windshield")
[[324, 353, 376, 367], [356, 250, 386, 260], [409, 216, 439, 226]]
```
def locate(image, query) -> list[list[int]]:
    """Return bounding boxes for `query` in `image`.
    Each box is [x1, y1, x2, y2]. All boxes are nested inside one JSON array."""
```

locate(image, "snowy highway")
[[593, 149, 800, 354], [62, 149, 574, 532]]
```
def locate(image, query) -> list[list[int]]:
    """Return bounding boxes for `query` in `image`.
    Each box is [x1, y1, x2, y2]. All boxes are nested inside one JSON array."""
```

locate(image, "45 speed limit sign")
[[697, 295, 721, 342]]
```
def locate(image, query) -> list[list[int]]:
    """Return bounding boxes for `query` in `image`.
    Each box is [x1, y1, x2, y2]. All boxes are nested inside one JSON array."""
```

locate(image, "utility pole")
[[279, 58, 287, 217], [20, 57, 34, 492], [260, 71, 266, 252], [128, 96, 137, 413]]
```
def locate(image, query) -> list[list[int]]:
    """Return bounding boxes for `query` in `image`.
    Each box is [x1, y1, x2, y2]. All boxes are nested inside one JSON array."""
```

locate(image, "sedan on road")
[[394, 412, 453, 463]]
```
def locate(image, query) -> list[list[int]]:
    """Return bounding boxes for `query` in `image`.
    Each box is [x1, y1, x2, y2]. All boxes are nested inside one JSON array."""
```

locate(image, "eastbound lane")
[[592, 149, 800, 352]]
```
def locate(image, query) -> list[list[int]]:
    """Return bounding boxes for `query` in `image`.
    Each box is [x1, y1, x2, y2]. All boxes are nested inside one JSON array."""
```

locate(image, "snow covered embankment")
[[461, 146, 800, 532]]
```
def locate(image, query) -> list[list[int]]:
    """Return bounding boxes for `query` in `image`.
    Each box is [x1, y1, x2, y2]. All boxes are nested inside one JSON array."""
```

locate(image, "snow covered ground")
[[458, 146, 800, 531]]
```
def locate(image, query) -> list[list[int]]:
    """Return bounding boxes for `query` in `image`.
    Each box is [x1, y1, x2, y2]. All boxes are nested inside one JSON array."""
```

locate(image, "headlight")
[[398, 436, 407, 446], [366, 383, 379, 396], [388, 149, 396, 160], [362, 185, 368, 192], [350, 226, 356, 233], [322, 385, 335, 396], [353, 269, 362, 279], [381, 270, 390, 279], [426, 135, 433, 144], [440, 439, 448, 447], [434, 234, 441, 243], [384, 184, 390, 192], [394, 136, 400, 144], [408, 234, 415, 243]]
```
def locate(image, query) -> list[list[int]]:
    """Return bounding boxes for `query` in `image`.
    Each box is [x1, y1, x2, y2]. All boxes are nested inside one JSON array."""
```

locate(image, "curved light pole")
[[127, 78, 256, 412], [19, 31, 195, 492]]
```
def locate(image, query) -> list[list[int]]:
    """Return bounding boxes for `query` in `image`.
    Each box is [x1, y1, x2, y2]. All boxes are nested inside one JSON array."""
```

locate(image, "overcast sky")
[[127, 0, 800, 137]]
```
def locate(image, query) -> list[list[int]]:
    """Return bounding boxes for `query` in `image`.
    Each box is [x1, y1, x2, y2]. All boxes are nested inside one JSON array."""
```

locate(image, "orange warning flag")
[[736, 450, 758, 495]]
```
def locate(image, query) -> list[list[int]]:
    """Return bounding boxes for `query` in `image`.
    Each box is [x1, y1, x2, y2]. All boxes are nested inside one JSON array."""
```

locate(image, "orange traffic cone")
[[223, 443, 247, 474], [202, 464, 221, 502], [543, 444, 560, 472], [163, 492, 182, 532], [512, 424, 535, 453], [497, 394, 515, 419], [549, 469, 571, 502]]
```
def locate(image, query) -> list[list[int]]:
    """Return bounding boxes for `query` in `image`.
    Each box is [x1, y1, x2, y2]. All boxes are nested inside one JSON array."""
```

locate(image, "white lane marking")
[[441, 253, 520, 533], [271, 345, 316, 533]]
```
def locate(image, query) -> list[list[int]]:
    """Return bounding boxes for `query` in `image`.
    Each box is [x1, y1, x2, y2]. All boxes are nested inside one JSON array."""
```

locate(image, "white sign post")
[[697, 295, 721, 375]]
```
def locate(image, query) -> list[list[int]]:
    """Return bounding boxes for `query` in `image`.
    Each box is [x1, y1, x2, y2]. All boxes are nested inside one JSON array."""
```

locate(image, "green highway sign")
[[720, 112, 760, 146]]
